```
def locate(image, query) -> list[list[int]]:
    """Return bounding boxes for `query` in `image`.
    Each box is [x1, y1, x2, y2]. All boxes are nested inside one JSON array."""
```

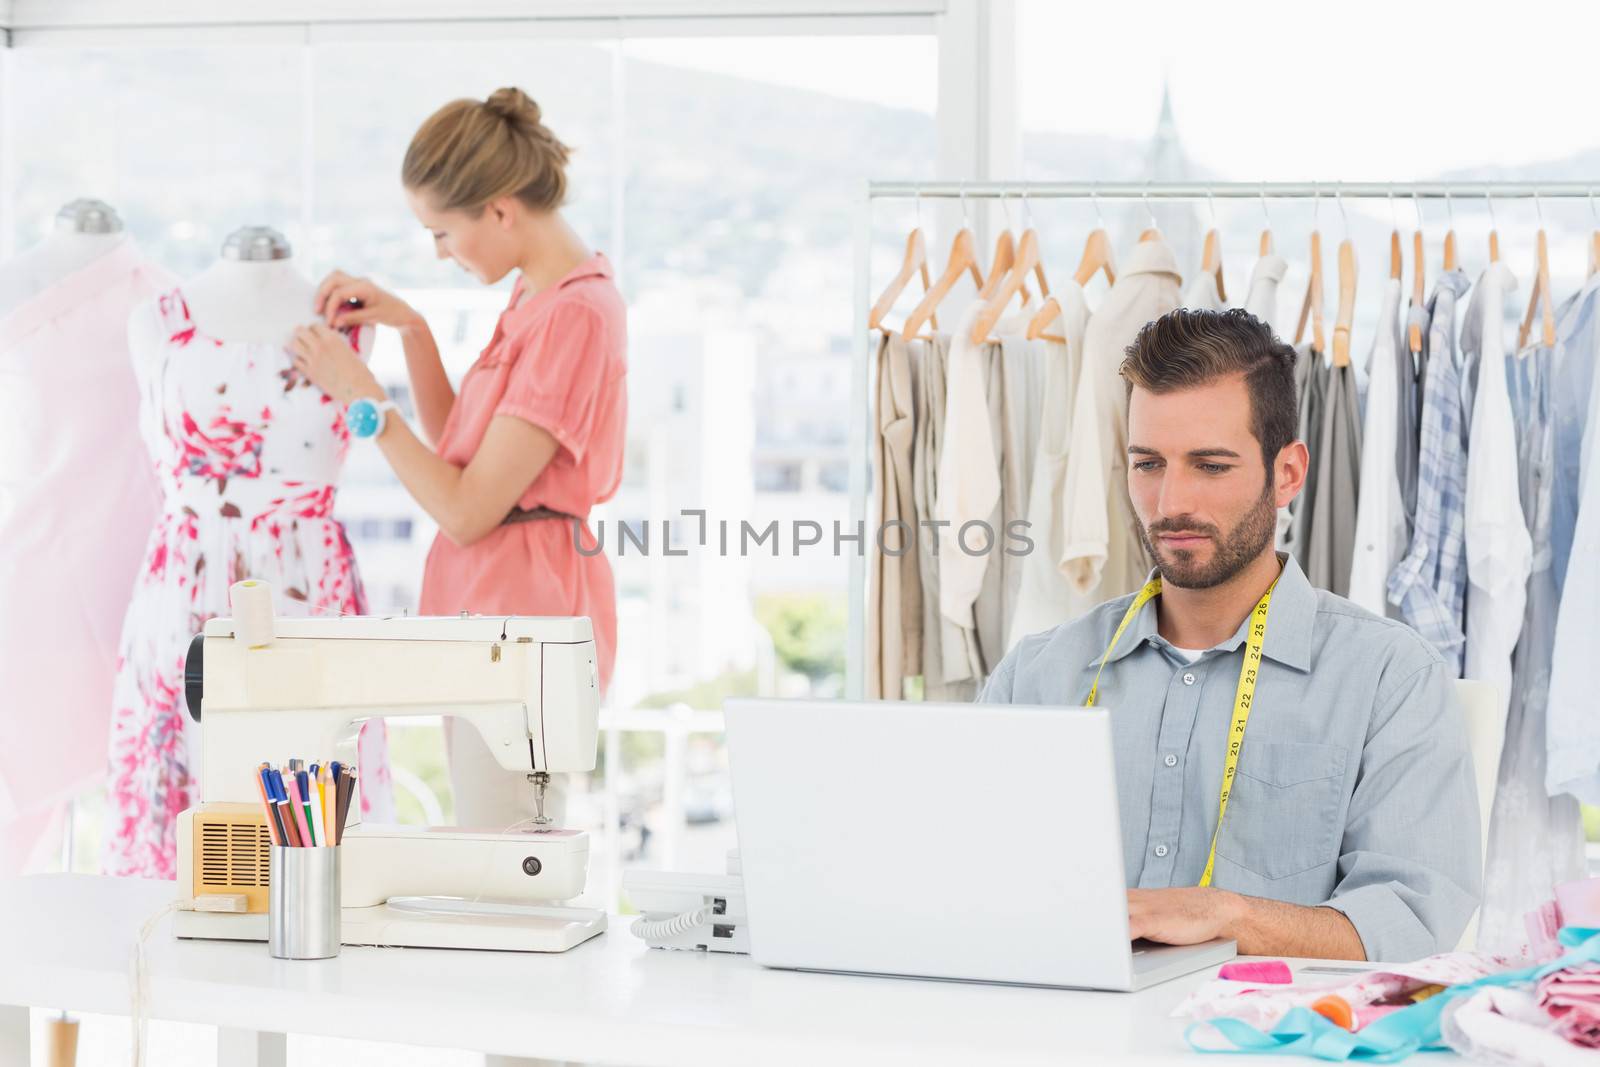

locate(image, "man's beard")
[[1137, 478, 1278, 590]]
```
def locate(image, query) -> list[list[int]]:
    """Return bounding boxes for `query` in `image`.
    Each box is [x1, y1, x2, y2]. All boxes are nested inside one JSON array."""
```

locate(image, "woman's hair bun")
[[484, 87, 542, 128]]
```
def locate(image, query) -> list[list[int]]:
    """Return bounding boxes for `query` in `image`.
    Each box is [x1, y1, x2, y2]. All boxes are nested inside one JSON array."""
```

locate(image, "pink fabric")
[[1218, 961, 1294, 984], [1538, 964, 1600, 1048], [0, 241, 170, 829], [420, 253, 626, 692], [104, 287, 394, 878], [1556, 878, 1600, 929]]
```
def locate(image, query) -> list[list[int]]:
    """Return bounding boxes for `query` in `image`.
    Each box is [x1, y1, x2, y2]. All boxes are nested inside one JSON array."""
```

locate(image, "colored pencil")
[[286, 773, 315, 846], [277, 799, 301, 847], [255, 764, 283, 845], [305, 769, 326, 846], [336, 770, 356, 844]]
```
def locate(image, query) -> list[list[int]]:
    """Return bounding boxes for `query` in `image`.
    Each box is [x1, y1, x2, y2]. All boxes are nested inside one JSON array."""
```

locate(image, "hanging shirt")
[[1302, 358, 1362, 596], [1060, 237, 1181, 601], [0, 240, 170, 829], [935, 302, 1001, 629], [1243, 252, 1289, 332], [1398, 295, 1431, 550], [1461, 261, 1530, 716], [995, 332, 1051, 652], [1349, 277, 1406, 617], [1477, 336, 1587, 952], [866, 331, 923, 699], [1009, 281, 1093, 647], [1283, 344, 1324, 560], [1548, 276, 1600, 592], [978, 552, 1481, 963], [912, 332, 982, 698], [1182, 271, 1225, 312], [1388, 269, 1473, 676], [1544, 277, 1600, 803]]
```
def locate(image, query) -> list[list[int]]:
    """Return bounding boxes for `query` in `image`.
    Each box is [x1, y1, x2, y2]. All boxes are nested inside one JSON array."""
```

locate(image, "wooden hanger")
[[1389, 230, 1402, 281], [1201, 228, 1227, 302], [1409, 229, 1425, 354], [1443, 229, 1459, 272], [1295, 229, 1325, 352], [1259, 229, 1274, 256], [1517, 227, 1557, 351], [1026, 296, 1065, 343], [979, 228, 1017, 300], [868, 228, 934, 331], [1331, 239, 1357, 368], [1072, 228, 1117, 287], [971, 229, 1043, 343], [901, 228, 983, 341], [1590, 229, 1600, 278]]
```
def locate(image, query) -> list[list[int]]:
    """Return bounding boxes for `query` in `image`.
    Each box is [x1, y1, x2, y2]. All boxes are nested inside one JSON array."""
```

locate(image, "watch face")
[[347, 398, 379, 438]]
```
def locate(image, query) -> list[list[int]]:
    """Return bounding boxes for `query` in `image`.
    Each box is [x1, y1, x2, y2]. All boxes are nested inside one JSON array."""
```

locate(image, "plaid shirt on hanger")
[[1388, 268, 1474, 676]]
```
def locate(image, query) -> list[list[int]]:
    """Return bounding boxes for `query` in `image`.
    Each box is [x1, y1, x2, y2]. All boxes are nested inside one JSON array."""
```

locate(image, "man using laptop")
[[980, 308, 1480, 963]]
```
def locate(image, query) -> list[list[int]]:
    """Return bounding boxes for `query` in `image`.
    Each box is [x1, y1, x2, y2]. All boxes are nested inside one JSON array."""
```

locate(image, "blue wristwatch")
[[346, 397, 399, 439]]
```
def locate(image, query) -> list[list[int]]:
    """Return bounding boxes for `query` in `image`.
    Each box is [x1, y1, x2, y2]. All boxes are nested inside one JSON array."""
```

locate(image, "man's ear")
[[1273, 440, 1309, 509]]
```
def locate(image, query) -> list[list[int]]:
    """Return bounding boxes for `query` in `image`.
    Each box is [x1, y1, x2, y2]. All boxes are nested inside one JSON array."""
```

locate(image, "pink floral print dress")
[[104, 288, 394, 878]]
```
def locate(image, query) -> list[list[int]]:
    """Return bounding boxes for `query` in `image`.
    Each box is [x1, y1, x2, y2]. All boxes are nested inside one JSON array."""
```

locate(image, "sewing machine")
[[171, 605, 606, 952]]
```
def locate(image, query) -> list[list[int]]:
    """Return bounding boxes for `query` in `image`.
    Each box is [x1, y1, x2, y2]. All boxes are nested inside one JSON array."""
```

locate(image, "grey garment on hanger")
[[971, 341, 1007, 674], [911, 333, 980, 701], [1397, 300, 1429, 545], [1304, 362, 1362, 596], [1285, 343, 1324, 570], [1478, 341, 1587, 951], [995, 336, 1051, 652]]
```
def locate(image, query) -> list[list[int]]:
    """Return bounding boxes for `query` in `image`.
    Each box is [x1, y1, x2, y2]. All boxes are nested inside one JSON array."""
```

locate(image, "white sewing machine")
[[171, 604, 606, 952]]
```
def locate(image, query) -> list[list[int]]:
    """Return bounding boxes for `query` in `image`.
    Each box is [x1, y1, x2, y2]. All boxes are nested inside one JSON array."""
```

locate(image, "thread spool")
[[230, 579, 276, 648]]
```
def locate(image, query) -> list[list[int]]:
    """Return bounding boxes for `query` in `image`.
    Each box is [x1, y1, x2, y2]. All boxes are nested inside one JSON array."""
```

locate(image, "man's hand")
[[1127, 887, 1368, 960], [1126, 887, 1242, 946]]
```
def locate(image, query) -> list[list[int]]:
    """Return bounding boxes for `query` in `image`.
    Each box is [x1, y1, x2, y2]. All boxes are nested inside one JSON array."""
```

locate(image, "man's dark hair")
[[1120, 307, 1298, 472]]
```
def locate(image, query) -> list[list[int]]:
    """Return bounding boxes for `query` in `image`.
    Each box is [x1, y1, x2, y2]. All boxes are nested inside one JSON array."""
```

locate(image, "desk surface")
[[0, 875, 1344, 1066]]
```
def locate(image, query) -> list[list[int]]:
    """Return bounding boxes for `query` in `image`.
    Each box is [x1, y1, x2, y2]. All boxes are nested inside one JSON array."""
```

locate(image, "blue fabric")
[[1186, 927, 1600, 1061]]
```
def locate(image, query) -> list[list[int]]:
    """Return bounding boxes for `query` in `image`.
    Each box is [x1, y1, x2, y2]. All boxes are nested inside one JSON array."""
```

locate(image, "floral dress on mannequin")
[[104, 288, 394, 878]]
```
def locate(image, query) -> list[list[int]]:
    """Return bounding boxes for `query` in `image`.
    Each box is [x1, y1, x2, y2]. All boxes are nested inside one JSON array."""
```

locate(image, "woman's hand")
[[289, 324, 385, 406], [314, 270, 423, 333]]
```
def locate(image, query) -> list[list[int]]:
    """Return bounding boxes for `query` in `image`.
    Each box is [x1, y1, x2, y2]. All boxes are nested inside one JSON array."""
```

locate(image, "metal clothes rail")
[[845, 180, 1600, 698]]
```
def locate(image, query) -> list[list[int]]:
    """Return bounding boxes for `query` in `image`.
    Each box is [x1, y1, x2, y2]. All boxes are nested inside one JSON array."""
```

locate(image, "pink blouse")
[[419, 253, 626, 692]]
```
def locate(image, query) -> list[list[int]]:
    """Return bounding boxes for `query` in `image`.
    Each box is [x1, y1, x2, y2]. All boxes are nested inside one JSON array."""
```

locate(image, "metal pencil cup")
[[268, 846, 341, 959]]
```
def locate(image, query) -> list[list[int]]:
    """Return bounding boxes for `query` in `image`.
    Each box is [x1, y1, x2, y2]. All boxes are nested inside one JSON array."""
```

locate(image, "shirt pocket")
[[1215, 740, 1348, 881]]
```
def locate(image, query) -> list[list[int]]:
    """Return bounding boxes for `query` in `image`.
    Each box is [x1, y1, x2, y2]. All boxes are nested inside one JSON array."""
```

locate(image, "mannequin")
[[0, 199, 129, 316], [0, 198, 170, 886], [180, 226, 329, 345], [105, 225, 392, 879]]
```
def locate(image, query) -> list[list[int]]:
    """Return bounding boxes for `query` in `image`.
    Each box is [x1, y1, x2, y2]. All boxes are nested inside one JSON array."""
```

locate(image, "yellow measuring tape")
[[1085, 575, 1278, 888]]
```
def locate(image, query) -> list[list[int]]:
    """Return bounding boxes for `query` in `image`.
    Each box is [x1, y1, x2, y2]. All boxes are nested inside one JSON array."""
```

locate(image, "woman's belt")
[[502, 505, 581, 526]]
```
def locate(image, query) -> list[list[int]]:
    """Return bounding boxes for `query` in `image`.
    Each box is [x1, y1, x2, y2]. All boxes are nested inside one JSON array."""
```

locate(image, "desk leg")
[[217, 1027, 286, 1067], [0, 1005, 28, 1065]]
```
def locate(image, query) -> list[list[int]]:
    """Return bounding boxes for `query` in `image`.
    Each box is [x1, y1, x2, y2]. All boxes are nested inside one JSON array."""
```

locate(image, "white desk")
[[0, 875, 1338, 1065]]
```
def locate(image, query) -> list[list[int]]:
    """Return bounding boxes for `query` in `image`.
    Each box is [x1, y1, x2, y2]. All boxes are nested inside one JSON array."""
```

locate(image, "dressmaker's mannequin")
[[0, 199, 128, 316], [180, 226, 325, 345]]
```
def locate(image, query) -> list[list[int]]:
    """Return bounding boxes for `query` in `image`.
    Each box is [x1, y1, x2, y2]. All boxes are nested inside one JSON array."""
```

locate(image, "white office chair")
[[1453, 679, 1505, 951]]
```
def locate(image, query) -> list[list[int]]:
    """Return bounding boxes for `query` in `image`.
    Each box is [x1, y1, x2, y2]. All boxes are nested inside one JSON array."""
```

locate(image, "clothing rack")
[[845, 180, 1600, 697]]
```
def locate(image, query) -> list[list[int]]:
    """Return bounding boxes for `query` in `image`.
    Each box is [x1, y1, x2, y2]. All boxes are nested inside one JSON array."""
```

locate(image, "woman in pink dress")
[[290, 88, 626, 825]]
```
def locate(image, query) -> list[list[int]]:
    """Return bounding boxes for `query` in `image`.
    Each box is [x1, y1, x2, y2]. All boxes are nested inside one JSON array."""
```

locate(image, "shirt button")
[[1182, 672, 1196, 686], [1154, 845, 1169, 858], [1164, 754, 1178, 767]]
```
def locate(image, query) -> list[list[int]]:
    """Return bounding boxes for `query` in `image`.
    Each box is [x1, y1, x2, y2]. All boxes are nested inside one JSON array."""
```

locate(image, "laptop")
[[723, 698, 1235, 991]]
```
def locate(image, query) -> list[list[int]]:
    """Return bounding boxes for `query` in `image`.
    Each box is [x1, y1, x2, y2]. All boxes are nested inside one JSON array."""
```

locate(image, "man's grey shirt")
[[979, 554, 1481, 962]]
